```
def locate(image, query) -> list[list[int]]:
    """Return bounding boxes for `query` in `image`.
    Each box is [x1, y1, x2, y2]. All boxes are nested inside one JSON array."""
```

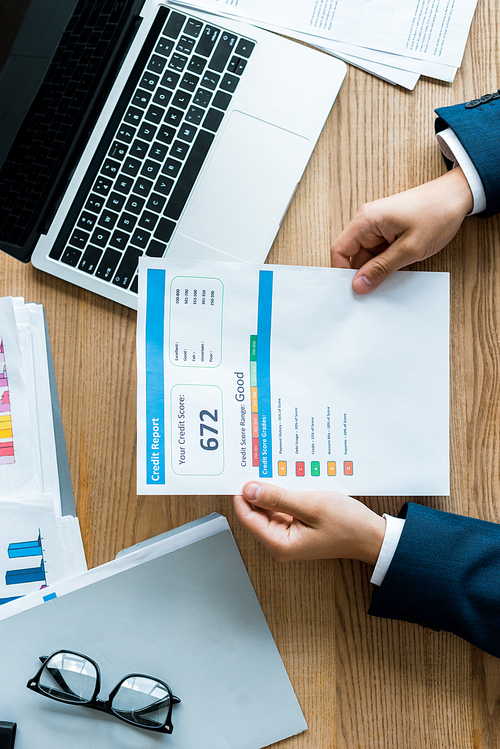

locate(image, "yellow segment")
[[0, 428, 13, 439], [278, 461, 287, 476], [327, 461, 337, 476]]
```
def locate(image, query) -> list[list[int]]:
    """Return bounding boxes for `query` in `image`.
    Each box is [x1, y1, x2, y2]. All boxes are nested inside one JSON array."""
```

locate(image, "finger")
[[232, 494, 275, 536], [241, 482, 320, 526], [352, 237, 416, 293], [331, 211, 389, 263]]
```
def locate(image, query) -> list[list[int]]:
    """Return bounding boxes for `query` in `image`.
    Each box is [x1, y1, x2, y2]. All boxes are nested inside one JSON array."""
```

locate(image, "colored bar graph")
[[0, 441, 14, 465], [6, 559, 45, 585], [0, 413, 13, 439], [256, 271, 273, 478], [8, 531, 42, 558]]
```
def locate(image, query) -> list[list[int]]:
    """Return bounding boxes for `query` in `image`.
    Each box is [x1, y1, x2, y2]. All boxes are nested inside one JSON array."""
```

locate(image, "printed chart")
[[0, 340, 14, 465], [138, 259, 450, 495]]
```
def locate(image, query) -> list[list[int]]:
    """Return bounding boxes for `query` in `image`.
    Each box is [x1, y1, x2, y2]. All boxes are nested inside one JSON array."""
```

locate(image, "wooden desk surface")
[[1, 2, 500, 746]]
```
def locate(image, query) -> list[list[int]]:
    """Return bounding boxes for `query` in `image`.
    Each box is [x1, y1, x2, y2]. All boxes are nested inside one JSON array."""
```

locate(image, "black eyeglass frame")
[[27, 649, 181, 733]]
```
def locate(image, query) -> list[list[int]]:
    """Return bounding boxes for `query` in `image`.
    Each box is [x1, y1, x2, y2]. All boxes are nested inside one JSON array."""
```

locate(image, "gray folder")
[[0, 515, 306, 748]]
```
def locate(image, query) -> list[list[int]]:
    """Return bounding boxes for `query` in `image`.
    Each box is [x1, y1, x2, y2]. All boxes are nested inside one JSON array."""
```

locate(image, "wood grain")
[[1, 1, 500, 746]]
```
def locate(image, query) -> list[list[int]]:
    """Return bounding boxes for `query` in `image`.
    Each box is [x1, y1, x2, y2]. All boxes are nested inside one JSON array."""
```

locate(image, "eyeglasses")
[[27, 650, 180, 733]]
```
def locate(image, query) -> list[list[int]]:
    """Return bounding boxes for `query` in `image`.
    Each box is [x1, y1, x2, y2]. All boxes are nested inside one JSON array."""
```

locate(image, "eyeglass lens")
[[111, 676, 171, 729], [39, 653, 97, 703]]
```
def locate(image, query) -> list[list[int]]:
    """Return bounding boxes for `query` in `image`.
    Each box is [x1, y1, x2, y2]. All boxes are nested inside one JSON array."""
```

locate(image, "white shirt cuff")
[[436, 127, 486, 215], [370, 514, 405, 586]]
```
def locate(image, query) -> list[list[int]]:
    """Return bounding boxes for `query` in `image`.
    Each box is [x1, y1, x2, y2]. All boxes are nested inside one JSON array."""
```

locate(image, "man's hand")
[[331, 167, 473, 294], [233, 482, 385, 565]]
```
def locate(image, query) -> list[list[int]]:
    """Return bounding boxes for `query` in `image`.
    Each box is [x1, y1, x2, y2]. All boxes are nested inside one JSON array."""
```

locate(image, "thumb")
[[241, 482, 319, 525], [352, 239, 413, 294]]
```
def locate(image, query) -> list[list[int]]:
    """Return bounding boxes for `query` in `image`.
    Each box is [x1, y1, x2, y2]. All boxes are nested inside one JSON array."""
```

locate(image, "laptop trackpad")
[[178, 111, 310, 262]]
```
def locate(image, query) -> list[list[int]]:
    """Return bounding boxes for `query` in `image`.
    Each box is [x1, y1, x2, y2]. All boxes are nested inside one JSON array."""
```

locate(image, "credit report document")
[[137, 259, 449, 496]]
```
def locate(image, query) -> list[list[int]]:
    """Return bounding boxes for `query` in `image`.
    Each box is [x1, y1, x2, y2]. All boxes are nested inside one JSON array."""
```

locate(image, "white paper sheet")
[[137, 260, 449, 496], [170, 0, 478, 67]]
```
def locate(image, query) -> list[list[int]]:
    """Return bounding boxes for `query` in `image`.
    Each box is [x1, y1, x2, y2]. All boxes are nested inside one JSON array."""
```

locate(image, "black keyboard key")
[[172, 90, 191, 109], [130, 227, 151, 249], [157, 125, 176, 145], [113, 247, 142, 288], [96, 248, 121, 281], [185, 18, 203, 37], [153, 87, 172, 106], [148, 55, 167, 74], [185, 105, 204, 125], [139, 211, 158, 230], [79, 245, 102, 274], [124, 106, 143, 126], [132, 89, 151, 109], [213, 91, 232, 111], [115, 175, 134, 194], [77, 211, 97, 231], [98, 210, 118, 230], [149, 142, 169, 161], [178, 123, 197, 143], [130, 140, 149, 159], [61, 247, 82, 266], [193, 88, 212, 108], [137, 122, 157, 142], [109, 141, 128, 160], [146, 239, 167, 257], [170, 140, 189, 159], [154, 218, 176, 243], [94, 176, 112, 195], [160, 71, 180, 89], [164, 129, 214, 221], [144, 104, 165, 124], [90, 227, 111, 248], [220, 73, 239, 93], [125, 196, 145, 214], [235, 39, 255, 57], [85, 193, 105, 213], [116, 123, 136, 143], [68, 228, 89, 249], [165, 107, 184, 127], [154, 176, 174, 195], [123, 157, 142, 177], [187, 55, 206, 75], [179, 72, 199, 92], [146, 193, 166, 213], [139, 72, 159, 91], [203, 107, 224, 132], [196, 26, 220, 56], [201, 71, 220, 90], [106, 192, 126, 211], [102, 159, 120, 178], [162, 158, 181, 178], [141, 160, 160, 179], [209, 33, 238, 72], [163, 11, 186, 39], [130, 275, 139, 293], [234, 58, 247, 76], [133, 177, 154, 197], [169, 53, 188, 72], [109, 229, 130, 250], [155, 38, 174, 56], [117, 212, 137, 231], [177, 35, 195, 55]]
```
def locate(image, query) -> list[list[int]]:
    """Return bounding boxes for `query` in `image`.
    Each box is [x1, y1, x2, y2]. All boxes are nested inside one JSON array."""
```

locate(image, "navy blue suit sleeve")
[[368, 502, 500, 658], [435, 95, 500, 218]]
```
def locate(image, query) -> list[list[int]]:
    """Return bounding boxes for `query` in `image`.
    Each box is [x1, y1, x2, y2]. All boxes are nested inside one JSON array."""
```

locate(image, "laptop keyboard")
[[49, 6, 255, 294], [0, 0, 134, 255]]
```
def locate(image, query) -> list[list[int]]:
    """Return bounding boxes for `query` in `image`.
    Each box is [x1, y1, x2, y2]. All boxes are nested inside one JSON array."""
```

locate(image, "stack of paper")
[[169, 0, 479, 89], [0, 297, 86, 609]]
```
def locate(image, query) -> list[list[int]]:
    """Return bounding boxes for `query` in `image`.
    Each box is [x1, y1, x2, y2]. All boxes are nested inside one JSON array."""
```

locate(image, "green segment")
[[311, 461, 320, 477], [250, 335, 258, 360]]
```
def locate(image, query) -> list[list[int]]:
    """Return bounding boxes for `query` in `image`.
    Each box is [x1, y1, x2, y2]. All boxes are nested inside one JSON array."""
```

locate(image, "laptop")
[[0, 0, 346, 309]]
